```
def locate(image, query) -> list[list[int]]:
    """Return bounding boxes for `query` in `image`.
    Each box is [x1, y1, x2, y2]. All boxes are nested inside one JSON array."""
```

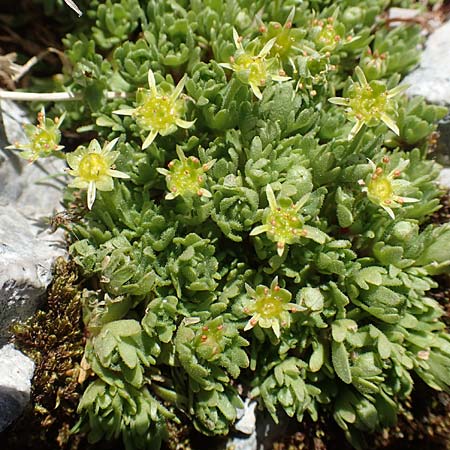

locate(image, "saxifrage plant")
[[8, 0, 450, 449]]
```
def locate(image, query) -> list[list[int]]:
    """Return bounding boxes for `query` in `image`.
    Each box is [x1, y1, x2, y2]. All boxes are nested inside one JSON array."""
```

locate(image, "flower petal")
[[107, 169, 130, 179], [142, 130, 158, 149], [250, 225, 269, 236], [328, 97, 350, 106], [113, 108, 135, 116], [387, 84, 408, 99], [380, 113, 399, 135], [104, 137, 120, 153], [354, 66, 368, 86], [96, 176, 114, 191], [259, 37, 277, 58], [381, 204, 395, 220], [171, 74, 187, 101], [148, 69, 157, 94], [250, 83, 263, 99], [233, 28, 241, 49], [87, 181, 96, 210], [265, 184, 277, 211], [348, 120, 364, 140], [175, 118, 195, 129]]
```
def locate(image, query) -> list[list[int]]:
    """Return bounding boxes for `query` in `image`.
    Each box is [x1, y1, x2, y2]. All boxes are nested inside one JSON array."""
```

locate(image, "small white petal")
[[233, 28, 242, 49], [328, 97, 350, 106], [284, 7, 295, 27], [387, 84, 408, 99], [265, 184, 277, 210], [355, 66, 368, 86], [250, 83, 263, 99], [87, 181, 96, 210], [107, 169, 130, 179], [382, 205, 395, 220], [250, 225, 268, 236], [380, 113, 399, 135], [219, 63, 234, 70], [271, 75, 291, 82], [175, 118, 195, 129], [113, 108, 135, 116], [104, 137, 120, 153], [142, 130, 158, 149], [171, 74, 187, 101], [348, 120, 364, 140], [148, 69, 157, 94], [258, 37, 277, 58]]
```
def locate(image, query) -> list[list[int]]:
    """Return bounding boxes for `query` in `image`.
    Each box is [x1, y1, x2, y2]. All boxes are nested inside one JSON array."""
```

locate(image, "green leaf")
[[332, 341, 352, 384], [300, 287, 324, 311], [118, 341, 138, 369]]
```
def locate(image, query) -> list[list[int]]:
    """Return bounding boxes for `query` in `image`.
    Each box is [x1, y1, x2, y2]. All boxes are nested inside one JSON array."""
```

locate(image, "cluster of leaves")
[[23, 0, 450, 449]]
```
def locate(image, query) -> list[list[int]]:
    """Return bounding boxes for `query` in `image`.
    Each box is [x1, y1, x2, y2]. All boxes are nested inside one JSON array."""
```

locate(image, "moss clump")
[[5, 258, 87, 450]]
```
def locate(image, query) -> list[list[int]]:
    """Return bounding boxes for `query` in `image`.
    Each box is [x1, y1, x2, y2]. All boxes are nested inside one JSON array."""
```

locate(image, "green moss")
[[7, 258, 86, 450]]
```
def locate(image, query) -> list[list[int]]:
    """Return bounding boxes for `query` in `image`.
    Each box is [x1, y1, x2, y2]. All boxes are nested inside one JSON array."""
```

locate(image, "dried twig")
[[64, 0, 83, 16], [0, 90, 129, 101]]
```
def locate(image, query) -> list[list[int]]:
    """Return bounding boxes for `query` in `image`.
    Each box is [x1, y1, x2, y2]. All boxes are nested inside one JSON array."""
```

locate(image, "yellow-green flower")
[[358, 157, 419, 219], [67, 138, 130, 209], [6, 108, 65, 163], [220, 29, 290, 99], [243, 277, 299, 338], [258, 8, 305, 68], [113, 69, 194, 149], [250, 184, 327, 256], [156, 147, 215, 200], [329, 66, 407, 140]]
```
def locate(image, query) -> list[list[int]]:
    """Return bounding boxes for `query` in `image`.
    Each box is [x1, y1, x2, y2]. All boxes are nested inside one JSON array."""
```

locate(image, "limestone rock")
[[0, 100, 67, 431], [0, 100, 67, 345], [0, 344, 34, 431], [403, 20, 450, 105]]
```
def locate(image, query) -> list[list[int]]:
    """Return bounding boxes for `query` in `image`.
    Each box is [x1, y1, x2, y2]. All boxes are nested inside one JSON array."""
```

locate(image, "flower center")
[[134, 95, 178, 132], [316, 26, 339, 49], [349, 85, 388, 123], [166, 156, 206, 197], [78, 153, 109, 181], [265, 206, 303, 245], [32, 129, 57, 154], [368, 176, 393, 203], [234, 54, 267, 86], [254, 295, 283, 318]]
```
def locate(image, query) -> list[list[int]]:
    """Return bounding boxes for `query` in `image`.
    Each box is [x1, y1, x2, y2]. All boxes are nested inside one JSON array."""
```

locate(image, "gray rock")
[[439, 168, 450, 190], [0, 100, 67, 431], [225, 410, 290, 450], [403, 20, 450, 105], [0, 100, 66, 345], [0, 344, 34, 431]]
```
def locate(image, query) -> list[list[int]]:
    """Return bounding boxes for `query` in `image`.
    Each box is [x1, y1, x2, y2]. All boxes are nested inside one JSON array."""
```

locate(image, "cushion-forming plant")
[[12, 0, 450, 449]]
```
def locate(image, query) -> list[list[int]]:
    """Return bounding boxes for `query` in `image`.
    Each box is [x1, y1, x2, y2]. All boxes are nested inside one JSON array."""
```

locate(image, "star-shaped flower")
[[6, 108, 65, 163], [329, 66, 407, 140], [67, 138, 130, 209], [156, 147, 215, 200], [220, 29, 290, 99], [243, 277, 299, 338], [358, 157, 419, 219], [250, 184, 328, 256], [113, 69, 194, 149]]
